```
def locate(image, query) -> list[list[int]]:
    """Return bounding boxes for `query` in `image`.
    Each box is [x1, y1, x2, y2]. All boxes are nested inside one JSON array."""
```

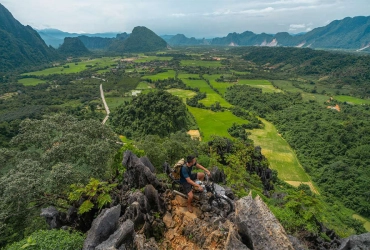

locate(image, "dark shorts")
[[181, 173, 198, 194]]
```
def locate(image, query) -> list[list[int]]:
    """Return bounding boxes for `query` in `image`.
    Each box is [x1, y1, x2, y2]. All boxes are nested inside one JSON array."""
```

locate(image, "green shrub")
[[5, 229, 84, 250]]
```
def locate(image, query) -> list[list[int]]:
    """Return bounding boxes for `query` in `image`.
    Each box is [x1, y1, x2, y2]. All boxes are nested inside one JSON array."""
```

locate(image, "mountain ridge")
[[0, 3, 58, 72]]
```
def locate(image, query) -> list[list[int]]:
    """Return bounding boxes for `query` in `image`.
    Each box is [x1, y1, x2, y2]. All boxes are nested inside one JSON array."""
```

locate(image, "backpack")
[[172, 158, 185, 180]]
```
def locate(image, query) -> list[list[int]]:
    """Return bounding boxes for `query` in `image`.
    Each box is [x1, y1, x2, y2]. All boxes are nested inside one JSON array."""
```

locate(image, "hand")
[[206, 170, 211, 177], [197, 184, 203, 192]]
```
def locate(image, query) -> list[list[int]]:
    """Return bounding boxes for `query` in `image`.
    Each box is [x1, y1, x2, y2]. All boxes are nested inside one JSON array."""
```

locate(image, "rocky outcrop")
[[225, 225, 250, 250], [122, 150, 165, 191], [338, 232, 370, 250], [235, 193, 295, 250], [83, 205, 121, 250], [95, 220, 135, 250], [210, 166, 226, 184], [40, 206, 65, 229], [140, 156, 156, 173], [41, 150, 366, 250]]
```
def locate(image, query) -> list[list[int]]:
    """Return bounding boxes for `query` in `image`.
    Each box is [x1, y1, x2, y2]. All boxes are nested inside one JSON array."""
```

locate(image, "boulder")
[[127, 190, 150, 213], [122, 150, 164, 191], [40, 206, 65, 229], [83, 205, 121, 250], [338, 232, 370, 250], [95, 220, 135, 250], [210, 166, 226, 184], [121, 202, 145, 230], [235, 194, 295, 250], [140, 156, 156, 173], [144, 184, 164, 213]]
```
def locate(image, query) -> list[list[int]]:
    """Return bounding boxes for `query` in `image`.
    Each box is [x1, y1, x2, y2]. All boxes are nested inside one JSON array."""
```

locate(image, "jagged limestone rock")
[[40, 206, 65, 229], [95, 219, 135, 250], [140, 156, 156, 173], [127, 190, 150, 213], [122, 150, 164, 190], [338, 232, 370, 250], [210, 166, 226, 184], [144, 184, 164, 213], [121, 201, 145, 230], [83, 205, 121, 250], [225, 224, 250, 250], [235, 194, 295, 250], [288, 235, 308, 250]]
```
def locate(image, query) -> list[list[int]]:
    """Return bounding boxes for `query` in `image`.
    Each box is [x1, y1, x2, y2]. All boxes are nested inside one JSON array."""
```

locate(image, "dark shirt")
[[180, 162, 196, 183]]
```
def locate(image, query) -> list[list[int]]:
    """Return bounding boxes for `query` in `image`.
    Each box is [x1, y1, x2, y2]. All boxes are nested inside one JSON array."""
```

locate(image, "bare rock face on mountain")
[[122, 150, 165, 190], [338, 232, 370, 250], [95, 220, 135, 250], [140, 156, 156, 173], [83, 205, 121, 250], [235, 194, 295, 250]]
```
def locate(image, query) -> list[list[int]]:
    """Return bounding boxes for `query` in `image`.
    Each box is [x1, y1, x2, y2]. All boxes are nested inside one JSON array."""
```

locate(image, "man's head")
[[186, 155, 196, 165]]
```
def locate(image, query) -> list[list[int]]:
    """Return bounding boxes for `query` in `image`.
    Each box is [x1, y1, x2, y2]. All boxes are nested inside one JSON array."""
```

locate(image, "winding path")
[[100, 84, 110, 124]]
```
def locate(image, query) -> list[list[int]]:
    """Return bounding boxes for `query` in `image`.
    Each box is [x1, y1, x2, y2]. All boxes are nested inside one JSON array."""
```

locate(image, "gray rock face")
[[127, 190, 150, 213], [235, 194, 295, 250], [122, 150, 164, 190], [40, 206, 64, 229], [140, 156, 156, 173], [210, 166, 226, 184], [83, 205, 121, 250], [95, 219, 135, 250], [225, 225, 250, 250], [144, 184, 164, 213], [288, 235, 308, 250], [121, 201, 145, 229], [338, 232, 370, 250]]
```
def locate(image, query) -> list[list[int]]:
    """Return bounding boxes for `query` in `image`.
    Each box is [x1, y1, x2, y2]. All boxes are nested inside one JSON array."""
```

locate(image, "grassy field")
[[334, 95, 370, 105], [134, 56, 172, 63], [272, 80, 329, 103], [204, 75, 280, 94], [105, 97, 132, 110], [181, 78, 232, 107], [203, 74, 230, 95], [188, 106, 247, 141], [238, 79, 271, 85], [353, 214, 370, 232], [178, 73, 200, 79], [180, 60, 222, 67], [142, 70, 176, 81], [166, 88, 197, 101], [22, 57, 119, 76], [18, 78, 46, 86], [136, 82, 152, 90], [248, 118, 317, 192]]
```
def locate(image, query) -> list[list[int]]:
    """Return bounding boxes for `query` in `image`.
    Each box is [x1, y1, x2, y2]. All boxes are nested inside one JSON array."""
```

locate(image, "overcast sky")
[[2, 0, 369, 38]]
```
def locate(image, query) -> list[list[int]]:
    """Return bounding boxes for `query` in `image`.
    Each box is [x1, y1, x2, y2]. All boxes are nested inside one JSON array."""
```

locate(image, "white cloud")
[[290, 24, 306, 29], [1, 0, 369, 37]]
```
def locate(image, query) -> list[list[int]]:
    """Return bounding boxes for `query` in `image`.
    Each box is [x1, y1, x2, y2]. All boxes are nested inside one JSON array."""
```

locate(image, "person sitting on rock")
[[180, 155, 211, 213]]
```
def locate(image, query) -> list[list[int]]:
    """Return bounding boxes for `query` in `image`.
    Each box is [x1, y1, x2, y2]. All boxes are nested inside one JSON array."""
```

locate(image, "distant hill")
[[78, 35, 115, 50], [58, 37, 90, 57], [209, 16, 370, 50], [109, 26, 167, 53], [168, 34, 209, 46], [37, 28, 119, 48], [160, 35, 175, 42], [0, 3, 58, 72]]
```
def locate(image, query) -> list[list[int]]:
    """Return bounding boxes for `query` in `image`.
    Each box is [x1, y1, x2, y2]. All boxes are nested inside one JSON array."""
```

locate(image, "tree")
[[0, 114, 120, 246]]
